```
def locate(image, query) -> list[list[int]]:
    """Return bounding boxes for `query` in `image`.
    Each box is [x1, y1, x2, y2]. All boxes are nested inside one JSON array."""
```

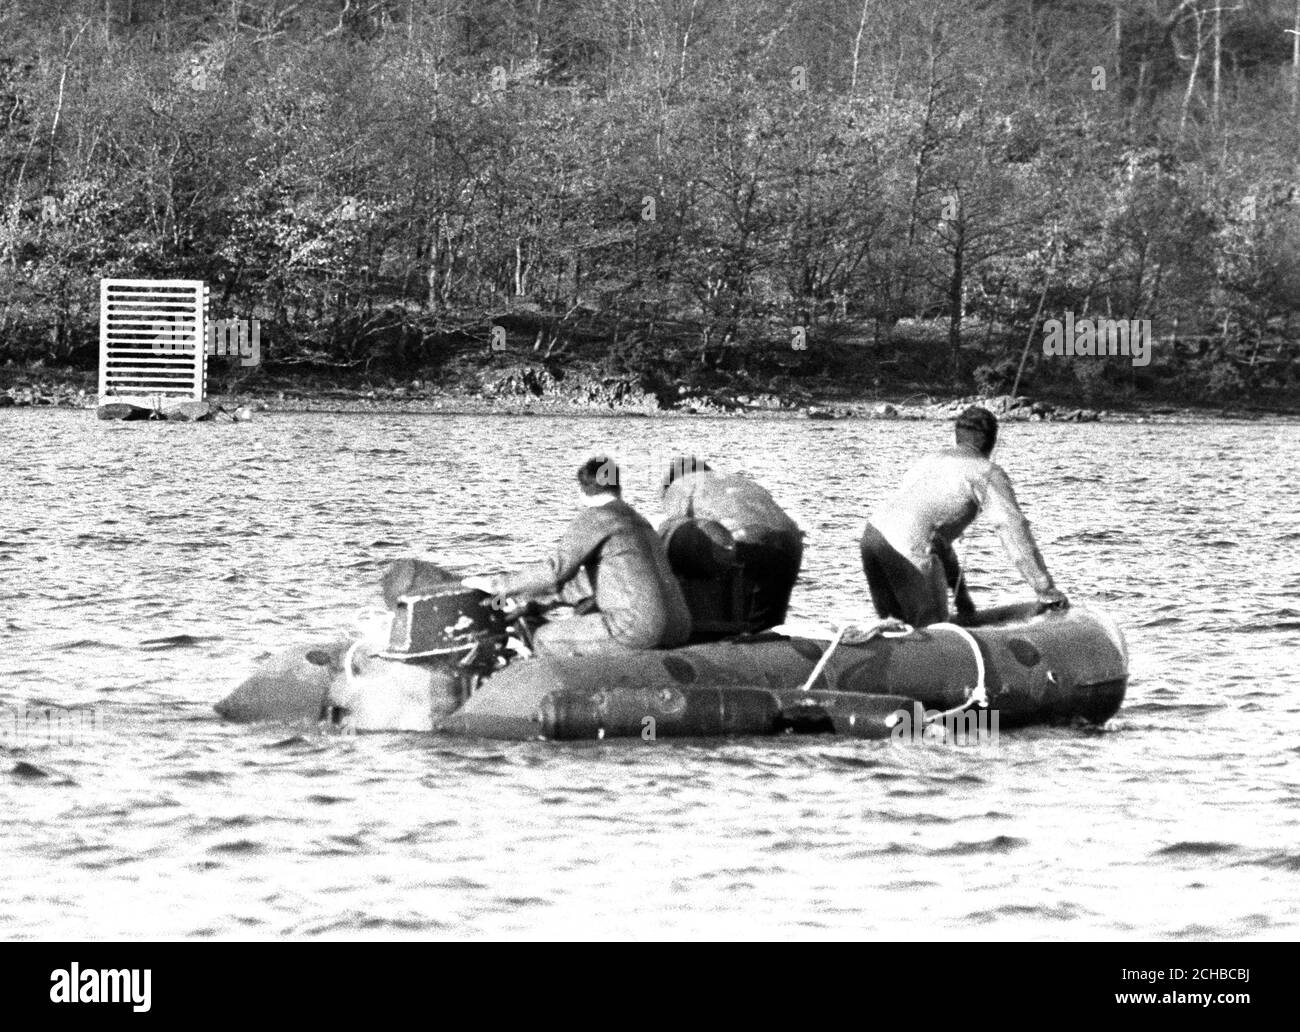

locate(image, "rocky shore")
[[1, 365, 1287, 423], [0, 379, 96, 409]]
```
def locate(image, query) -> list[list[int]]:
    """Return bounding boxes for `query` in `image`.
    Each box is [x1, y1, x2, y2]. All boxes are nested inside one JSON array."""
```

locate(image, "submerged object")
[[95, 399, 249, 422], [217, 598, 1128, 741], [96, 402, 159, 421]]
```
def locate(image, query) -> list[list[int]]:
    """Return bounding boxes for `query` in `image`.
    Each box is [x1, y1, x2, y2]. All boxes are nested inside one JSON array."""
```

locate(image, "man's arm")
[[978, 464, 1066, 604], [491, 512, 605, 600], [660, 480, 692, 521], [554, 567, 595, 606], [933, 537, 976, 617]]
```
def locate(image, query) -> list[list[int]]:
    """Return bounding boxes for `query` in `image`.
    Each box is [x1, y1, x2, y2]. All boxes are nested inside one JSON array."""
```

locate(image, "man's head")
[[578, 456, 621, 500], [661, 454, 712, 494], [954, 405, 998, 456]]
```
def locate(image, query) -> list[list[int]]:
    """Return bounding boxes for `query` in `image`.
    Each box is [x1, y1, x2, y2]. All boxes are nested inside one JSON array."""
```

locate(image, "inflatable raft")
[[442, 602, 1126, 740], [216, 596, 1128, 741]]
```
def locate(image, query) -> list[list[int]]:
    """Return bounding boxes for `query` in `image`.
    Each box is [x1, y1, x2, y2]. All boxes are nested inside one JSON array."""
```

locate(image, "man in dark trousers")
[[860, 406, 1067, 626], [464, 457, 691, 656], [661, 456, 804, 632]]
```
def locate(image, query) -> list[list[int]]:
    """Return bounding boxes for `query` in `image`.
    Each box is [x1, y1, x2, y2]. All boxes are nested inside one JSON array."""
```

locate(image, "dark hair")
[[578, 456, 621, 496], [954, 406, 998, 455], [662, 454, 712, 492]]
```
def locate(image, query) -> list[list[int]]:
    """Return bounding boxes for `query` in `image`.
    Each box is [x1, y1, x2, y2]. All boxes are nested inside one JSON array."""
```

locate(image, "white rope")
[[341, 638, 365, 697], [798, 625, 847, 692], [923, 621, 988, 724], [880, 622, 988, 731], [797, 617, 915, 692], [375, 642, 477, 661]]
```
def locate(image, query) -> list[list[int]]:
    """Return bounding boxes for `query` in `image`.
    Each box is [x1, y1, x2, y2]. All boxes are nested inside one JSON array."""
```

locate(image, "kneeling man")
[[860, 406, 1066, 626], [465, 457, 691, 656]]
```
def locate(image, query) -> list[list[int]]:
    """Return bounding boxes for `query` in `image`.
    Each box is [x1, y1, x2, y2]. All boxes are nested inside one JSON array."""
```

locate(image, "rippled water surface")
[[1, 410, 1297, 940]]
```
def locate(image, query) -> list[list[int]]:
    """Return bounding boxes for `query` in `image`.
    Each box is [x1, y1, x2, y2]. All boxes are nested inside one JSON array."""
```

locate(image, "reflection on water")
[[1, 410, 1297, 939]]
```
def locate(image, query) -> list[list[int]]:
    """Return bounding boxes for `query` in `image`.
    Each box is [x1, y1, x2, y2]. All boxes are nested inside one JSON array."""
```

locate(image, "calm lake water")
[[1, 409, 1297, 940]]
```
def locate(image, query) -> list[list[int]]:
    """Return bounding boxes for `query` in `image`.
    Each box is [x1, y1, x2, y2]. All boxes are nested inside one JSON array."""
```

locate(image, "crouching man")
[[660, 456, 804, 635], [464, 457, 691, 656]]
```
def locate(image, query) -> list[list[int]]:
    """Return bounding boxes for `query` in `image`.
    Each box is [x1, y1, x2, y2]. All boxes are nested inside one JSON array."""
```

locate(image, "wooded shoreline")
[[3, 2, 1296, 416], [5, 343, 1296, 422]]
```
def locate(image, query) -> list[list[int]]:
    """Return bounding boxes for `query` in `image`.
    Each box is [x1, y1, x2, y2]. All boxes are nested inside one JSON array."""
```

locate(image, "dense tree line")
[[1, 0, 1297, 400]]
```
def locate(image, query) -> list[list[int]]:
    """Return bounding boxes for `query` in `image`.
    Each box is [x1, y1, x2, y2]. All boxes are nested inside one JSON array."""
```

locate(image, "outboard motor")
[[384, 577, 510, 706]]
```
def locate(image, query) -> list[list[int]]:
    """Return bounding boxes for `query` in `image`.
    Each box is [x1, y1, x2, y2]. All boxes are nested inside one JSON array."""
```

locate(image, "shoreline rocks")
[[2, 371, 1291, 423]]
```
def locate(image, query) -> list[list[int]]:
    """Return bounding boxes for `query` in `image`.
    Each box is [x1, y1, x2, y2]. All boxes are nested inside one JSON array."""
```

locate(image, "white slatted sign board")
[[98, 279, 208, 406]]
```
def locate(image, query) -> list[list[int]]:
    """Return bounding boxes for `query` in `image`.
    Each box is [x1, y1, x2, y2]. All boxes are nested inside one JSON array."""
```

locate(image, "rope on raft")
[[797, 625, 847, 692], [798, 617, 915, 692], [341, 638, 365, 697], [931, 621, 989, 714], [880, 621, 989, 729]]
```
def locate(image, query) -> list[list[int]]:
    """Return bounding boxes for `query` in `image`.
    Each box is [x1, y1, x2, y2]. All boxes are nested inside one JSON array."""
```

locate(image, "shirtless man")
[[464, 457, 691, 656], [860, 406, 1067, 626]]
